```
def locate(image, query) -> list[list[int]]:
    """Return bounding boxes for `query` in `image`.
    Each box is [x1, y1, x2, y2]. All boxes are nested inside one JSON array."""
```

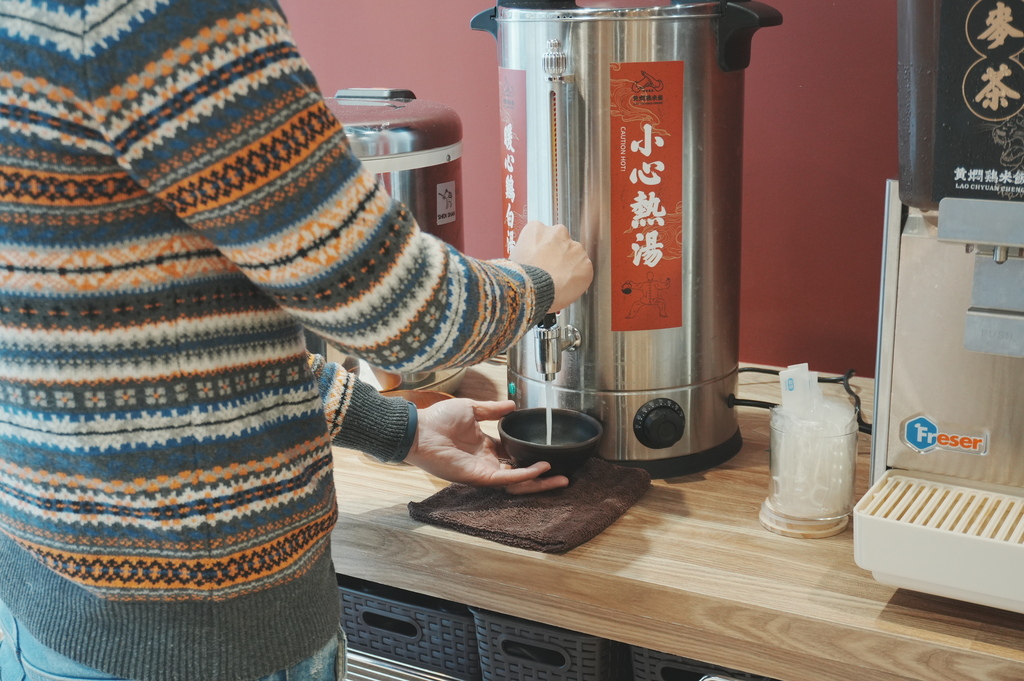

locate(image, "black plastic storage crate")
[[471, 608, 629, 681], [337, 573, 482, 680], [631, 646, 780, 681]]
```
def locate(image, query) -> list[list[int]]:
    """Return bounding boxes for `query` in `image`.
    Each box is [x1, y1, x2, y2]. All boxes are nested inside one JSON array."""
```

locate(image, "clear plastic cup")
[[760, 408, 858, 539]]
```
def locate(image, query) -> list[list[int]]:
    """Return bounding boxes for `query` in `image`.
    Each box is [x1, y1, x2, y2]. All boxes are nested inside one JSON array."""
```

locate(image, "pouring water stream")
[[545, 380, 554, 446]]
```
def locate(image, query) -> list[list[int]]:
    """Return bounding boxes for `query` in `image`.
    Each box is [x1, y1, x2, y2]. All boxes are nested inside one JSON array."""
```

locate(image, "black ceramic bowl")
[[498, 408, 603, 477]]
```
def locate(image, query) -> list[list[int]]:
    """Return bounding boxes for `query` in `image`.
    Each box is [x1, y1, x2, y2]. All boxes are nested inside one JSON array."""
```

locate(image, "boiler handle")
[[716, 1, 783, 72], [470, 8, 497, 38], [472, 0, 579, 36]]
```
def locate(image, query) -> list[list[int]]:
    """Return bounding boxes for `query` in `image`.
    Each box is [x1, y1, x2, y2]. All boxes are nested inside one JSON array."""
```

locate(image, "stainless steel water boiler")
[[473, 1, 781, 477], [325, 88, 464, 251]]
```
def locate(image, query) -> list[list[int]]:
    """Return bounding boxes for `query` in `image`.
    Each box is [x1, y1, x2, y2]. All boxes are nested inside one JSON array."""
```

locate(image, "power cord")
[[728, 366, 873, 435]]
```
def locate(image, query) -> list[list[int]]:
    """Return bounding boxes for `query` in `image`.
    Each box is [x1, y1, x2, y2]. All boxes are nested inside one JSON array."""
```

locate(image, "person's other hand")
[[510, 221, 593, 313], [403, 398, 569, 495]]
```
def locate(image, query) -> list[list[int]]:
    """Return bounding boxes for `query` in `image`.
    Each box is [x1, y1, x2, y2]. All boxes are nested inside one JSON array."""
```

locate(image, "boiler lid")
[[324, 88, 463, 159]]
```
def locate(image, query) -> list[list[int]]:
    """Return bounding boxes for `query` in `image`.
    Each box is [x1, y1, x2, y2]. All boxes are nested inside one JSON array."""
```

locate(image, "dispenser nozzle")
[[535, 313, 580, 382]]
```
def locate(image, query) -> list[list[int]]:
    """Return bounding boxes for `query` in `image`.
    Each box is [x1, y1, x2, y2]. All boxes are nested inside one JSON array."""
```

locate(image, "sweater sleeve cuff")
[[396, 401, 418, 461], [521, 264, 555, 326], [330, 379, 416, 464]]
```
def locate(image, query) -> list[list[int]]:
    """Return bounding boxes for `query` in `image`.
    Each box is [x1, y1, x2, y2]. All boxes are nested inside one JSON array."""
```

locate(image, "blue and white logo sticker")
[[902, 415, 988, 455]]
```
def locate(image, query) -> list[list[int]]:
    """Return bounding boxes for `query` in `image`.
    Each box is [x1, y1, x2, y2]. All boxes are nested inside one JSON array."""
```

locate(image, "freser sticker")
[[902, 415, 989, 455]]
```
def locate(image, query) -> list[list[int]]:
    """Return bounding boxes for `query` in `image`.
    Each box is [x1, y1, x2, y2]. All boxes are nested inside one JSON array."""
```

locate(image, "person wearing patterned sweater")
[[0, 1, 593, 680]]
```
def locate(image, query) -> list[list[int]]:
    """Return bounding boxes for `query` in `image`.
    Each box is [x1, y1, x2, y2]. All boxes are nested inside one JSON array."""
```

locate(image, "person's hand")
[[510, 221, 593, 313], [403, 398, 569, 495]]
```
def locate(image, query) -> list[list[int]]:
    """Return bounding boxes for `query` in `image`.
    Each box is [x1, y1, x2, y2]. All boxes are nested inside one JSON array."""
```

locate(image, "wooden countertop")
[[330, 361, 1024, 681]]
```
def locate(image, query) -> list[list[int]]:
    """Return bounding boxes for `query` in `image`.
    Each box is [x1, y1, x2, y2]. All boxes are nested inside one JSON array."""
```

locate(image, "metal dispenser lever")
[[535, 313, 580, 382]]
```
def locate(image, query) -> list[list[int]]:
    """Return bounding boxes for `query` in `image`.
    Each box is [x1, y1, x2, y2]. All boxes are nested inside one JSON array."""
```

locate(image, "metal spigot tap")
[[535, 313, 581, 382]]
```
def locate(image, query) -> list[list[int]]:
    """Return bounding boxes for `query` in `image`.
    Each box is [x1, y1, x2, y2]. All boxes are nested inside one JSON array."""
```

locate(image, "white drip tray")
[[854, 469, 1024, 614]]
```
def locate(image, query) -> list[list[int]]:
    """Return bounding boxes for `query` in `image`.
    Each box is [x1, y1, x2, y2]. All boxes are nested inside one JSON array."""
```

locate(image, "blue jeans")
[[0, 599, 346, 681]]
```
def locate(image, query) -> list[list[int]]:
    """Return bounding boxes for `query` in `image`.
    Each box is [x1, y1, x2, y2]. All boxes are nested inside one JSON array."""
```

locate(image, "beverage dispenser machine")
[[854, 0, 1024, 614], [472, 0, 781, 477]]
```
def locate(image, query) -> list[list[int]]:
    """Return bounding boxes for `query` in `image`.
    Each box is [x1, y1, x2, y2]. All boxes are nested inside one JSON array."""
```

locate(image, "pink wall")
[[281, 0, 897, 378]]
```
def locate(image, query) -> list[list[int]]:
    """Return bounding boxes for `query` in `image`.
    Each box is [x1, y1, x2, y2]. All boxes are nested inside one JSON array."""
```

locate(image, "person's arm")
[[85, 2, 565, 376], [80, 2, 588, 476], [306, 353, 414, 463]]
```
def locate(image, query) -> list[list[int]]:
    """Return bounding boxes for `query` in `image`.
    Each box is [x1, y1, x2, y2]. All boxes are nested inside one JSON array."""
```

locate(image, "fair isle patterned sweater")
[[0, 1, 552, 680]]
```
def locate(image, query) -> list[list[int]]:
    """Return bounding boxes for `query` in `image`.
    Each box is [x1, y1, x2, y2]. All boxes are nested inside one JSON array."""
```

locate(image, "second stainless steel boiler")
[[473, 0, 781, 476]]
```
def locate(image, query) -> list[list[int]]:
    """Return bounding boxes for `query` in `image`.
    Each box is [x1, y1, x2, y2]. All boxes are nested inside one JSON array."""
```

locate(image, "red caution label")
[[609, 61, 684, 331], [499, 68, 529, 257]]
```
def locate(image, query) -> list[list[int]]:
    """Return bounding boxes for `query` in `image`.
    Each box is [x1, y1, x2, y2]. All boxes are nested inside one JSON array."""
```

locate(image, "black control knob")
[[633, 399, 686, 449]]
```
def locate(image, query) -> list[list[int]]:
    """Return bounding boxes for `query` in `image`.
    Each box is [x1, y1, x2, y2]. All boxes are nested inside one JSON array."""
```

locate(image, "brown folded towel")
[[407, 458, 651, 553]]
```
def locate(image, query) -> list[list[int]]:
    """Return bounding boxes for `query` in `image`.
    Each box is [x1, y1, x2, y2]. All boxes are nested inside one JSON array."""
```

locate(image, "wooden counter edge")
[[330, 362, 1024, 681]]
